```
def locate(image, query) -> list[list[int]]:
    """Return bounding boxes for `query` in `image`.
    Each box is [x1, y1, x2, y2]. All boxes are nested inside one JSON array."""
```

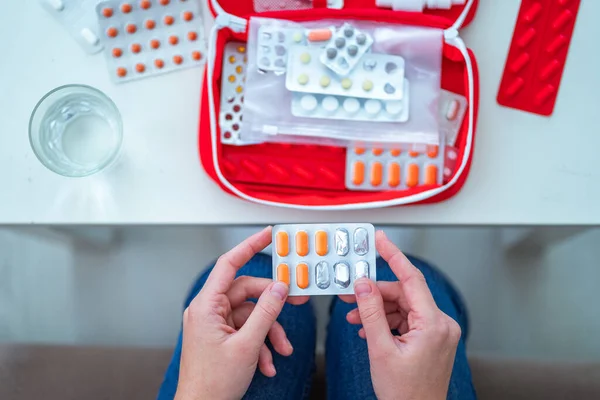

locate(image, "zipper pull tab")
[[215, 13, 247, 33], [444, 28, 459, 42]]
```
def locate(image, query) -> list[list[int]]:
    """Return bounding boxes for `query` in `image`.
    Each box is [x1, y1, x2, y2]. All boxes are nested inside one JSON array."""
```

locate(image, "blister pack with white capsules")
[[39, 0, 104, 54], [272, 223, 376, 296]]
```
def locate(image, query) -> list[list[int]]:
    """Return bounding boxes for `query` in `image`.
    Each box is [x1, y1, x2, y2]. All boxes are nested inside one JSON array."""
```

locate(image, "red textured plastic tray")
[[497, 0, 581, 116]]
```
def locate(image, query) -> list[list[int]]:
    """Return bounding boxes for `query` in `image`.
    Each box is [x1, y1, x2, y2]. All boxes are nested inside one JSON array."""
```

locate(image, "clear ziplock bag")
[[240, 17, 443, 146]]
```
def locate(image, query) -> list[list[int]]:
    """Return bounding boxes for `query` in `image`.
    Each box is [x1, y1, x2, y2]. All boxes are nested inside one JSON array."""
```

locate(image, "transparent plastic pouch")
[[241, 17, 443, 146]]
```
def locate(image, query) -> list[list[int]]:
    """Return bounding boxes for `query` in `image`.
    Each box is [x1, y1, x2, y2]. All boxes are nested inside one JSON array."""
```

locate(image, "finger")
[[204, 226, 273, 295], [287, 295, 310, 306], [338, 294, 357, 304], [346, 301, 398, 324], [237, 281, 288, 348], [348, 309, 405, 332], [258, 343, 276, 377], [231, 303, 293, 356], [227, 276, 271, 307], [375, 231, 438, 319], [354, 278, 395, 351]]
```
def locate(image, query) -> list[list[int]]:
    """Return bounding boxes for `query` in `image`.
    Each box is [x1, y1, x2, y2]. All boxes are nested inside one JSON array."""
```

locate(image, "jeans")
[[158, 253, 477, 400]]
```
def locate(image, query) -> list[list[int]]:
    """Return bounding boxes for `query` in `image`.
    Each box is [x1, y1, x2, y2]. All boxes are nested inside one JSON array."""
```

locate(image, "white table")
[[1, 0, 599, 225]]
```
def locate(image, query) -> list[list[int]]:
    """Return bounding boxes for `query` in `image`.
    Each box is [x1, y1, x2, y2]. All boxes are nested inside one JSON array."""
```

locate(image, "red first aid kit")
[[199, 0, 480, 210]]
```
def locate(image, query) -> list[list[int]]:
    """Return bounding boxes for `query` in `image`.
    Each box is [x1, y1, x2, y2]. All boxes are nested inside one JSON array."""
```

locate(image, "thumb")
[[237, 281, 288, 348], [354, 278, 395, 351]]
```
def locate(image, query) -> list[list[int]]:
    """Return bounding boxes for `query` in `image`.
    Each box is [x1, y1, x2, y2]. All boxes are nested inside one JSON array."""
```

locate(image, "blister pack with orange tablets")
[[96, 0, 206, 82], [273, 224, 376, 296]]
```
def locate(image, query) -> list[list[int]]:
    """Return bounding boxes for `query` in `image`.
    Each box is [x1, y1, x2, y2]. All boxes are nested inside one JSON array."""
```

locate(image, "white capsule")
[[385, 100, 403, 115], [343, 98, 360, 114], [300, 94, 318, 112], [364, 99, 381, 115], [80, 28, 99, 45], [446, 99, 460, 121], [322, 96, 339, 112]]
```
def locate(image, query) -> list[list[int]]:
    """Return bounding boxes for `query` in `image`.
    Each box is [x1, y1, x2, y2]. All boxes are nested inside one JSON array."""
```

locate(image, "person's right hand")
[[342, 231, 462, 400]]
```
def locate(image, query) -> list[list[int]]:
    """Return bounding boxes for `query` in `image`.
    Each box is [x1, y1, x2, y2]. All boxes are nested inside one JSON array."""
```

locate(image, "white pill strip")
[[291, 79, 410, 123], [439, 89, 468, 147], [287, 47, 405, 101], [39, 0, 104, 54]]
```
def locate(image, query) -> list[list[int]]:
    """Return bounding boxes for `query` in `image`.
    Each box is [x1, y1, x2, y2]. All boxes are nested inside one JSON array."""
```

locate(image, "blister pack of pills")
[[256, 26, 333, 73], [320, 23, 374, 76], [272, 223, 376, 296], [440, 89, 467, 146], [291, 81, 409, 123], [254, 0, 344, 12], [221, 42, 255, 145], [286, 47, 405, 101], [96, 0, 206, 83], [39, 0, 104, 54], [345, 140, 445, 191]]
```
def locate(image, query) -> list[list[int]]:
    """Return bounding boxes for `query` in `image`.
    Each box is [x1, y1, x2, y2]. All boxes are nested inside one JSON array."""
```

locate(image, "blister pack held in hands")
[[273, 223, 376, 296]]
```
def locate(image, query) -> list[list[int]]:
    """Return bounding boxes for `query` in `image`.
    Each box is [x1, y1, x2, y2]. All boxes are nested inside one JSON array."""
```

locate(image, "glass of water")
[[29, 84, 123, 177]]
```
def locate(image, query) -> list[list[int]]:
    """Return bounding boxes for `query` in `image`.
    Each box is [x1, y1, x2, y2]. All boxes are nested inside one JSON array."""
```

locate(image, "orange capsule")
[[315, 230, 328, 256], [406, 164, 419, 188], [154, 59, 165, 69], [106, 27, 118, 38], [145, 19, 156, 29], [112, 47, 123, 58], [354, 147, 365, 155], [173, 55, 183, 64], [169, 35, 179, 45], [308, 28, 332, 42], [352, 161, 365, 185], [135, 63, 145, 73], [192, 51, 202, 61], [131, 43, 141, 53], [116, 67, 127, 77], [121, 3, 132, 13], [276, 231, 289, 257], [140, 0, 151, 9], [182, 11, 193, 21], [150, 39, 160, 49], [372, 148, 384, 156], [277, 263, 290, 286], [371, 162, 383, 186], [425, 165, 438, 185], [102, 7, 113, 18], [164, 15, 174, 25], [427, 145, 439, 158], [390, 149, 401, 157], [296, 263, 309, 289], [388, 163, 401, 187], [126, 23, 137, 34], [187, 31, 198, 41], [296, 231, 309, 257]]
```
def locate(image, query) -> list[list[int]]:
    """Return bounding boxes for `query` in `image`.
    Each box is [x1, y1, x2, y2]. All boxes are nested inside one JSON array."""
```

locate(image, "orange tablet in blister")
[[372, 148, 384, 156], [276, 231, 289, 257], [388, 163, 401, 187], [121, 3, 132, 13], [188, 31, 198, 41], [192, 51, 202, 61], [102, 8, 114, 18], [406, 164, 419, 188], [370, 162, 383, 187], [140, 0, 151, 9], [112, 48, 123, 58], [354, 147, 365, 155], [425, 165, 438, 185], [315, 230, 328, 256], [308, 29, 332, 42], [296, 231, 309, 256], [182, 11, 193, 21], [296, 263, 309, 289], [150, 39, 160, 49], [173, 55, 183, 64], [106, 27, 118, 37], [352, 161, 365, 185], [169, 35, 179, 45], [131, 43, 141, 53], [116, 67, 127, 77], [164, 15, 174, 25], [135, 63, 145, 73], [409, 151, 420, 158], [277, 263, 290, 285], [126, 23, 137, 34], [154, 59, 165, 68], [427, 145, 439, 158], [390, 149, 401, 157], [145, 19, 156, 30], [160, 0, 170, 5]]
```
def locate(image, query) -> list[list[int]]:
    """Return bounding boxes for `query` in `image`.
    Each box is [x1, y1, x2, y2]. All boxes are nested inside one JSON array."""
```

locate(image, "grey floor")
[[1, 226, 599, 362]]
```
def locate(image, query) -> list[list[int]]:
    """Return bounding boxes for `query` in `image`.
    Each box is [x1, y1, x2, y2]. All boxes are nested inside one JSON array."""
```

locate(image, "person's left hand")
[[175, 226, 309, 400]]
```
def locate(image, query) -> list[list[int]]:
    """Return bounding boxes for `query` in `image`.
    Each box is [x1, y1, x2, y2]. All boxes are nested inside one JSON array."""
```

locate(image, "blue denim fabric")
[[158, 253, 476, 400]]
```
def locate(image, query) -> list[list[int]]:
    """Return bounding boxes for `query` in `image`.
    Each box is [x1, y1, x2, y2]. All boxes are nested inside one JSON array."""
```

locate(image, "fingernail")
[[271, 281, 288, 300], [354, 281, 372, 298], [286, 338, 293, 351]]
